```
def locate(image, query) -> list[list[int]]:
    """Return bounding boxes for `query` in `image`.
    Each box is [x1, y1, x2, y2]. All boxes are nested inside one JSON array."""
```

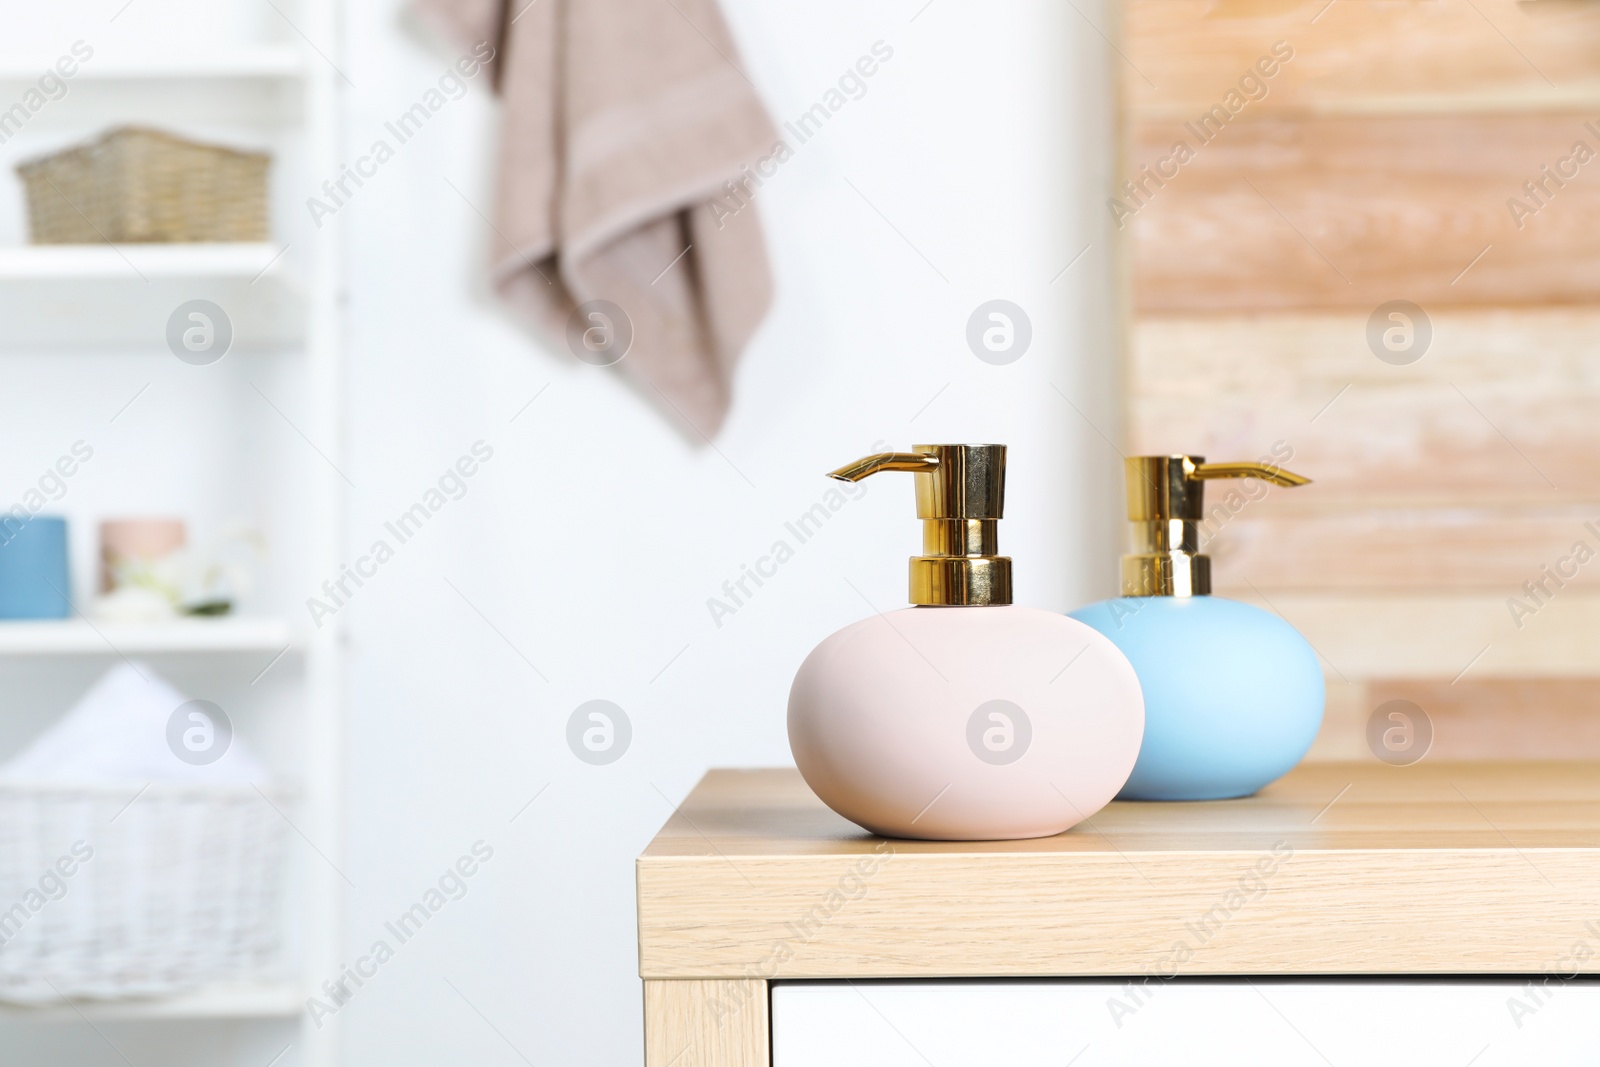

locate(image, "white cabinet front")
[[772, 979, 1600, 1066]]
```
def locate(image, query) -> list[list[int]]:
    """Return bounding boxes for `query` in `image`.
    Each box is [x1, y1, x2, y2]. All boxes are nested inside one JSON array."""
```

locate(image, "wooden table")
[[637, 761, 1600, 1066]]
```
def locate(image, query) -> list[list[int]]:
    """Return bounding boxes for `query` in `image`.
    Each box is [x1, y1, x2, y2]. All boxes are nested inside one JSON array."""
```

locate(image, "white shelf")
[[0, 243, 303, 349], [0, 982, 301, 1021], [0, 243, 288, 281], [0, 7, 344, 1065], [0, 48, 304, 83], [0, 618, 295, 656]]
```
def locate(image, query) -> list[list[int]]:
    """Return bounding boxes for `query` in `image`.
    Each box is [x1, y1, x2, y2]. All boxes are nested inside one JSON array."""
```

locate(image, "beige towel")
[[414, 0, 778, 438]]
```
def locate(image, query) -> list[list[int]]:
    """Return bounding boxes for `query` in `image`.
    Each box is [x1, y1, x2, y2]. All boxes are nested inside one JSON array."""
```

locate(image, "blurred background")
[[0, 0, 1116, 1064], [4, 0, 1595, 1063], [1120, 0, 1600, 760]]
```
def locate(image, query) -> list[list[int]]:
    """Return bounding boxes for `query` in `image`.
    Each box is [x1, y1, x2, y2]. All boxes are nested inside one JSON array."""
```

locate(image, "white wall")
[[340, 1, 1118, 1062]]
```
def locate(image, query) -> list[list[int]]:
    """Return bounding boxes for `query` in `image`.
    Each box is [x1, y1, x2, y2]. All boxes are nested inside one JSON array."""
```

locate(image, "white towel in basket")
[[0, 663, 285, 1004], [0, 662, 269, 784]]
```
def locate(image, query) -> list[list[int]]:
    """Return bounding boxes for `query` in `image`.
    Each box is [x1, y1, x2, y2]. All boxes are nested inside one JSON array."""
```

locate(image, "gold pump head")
[[828, 444, 1011, 606], [1121, 454, 1309, 597]]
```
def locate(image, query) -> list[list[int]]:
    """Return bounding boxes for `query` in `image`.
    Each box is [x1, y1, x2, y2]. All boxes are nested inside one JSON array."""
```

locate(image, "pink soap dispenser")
[[787, 444, 1145, 841]]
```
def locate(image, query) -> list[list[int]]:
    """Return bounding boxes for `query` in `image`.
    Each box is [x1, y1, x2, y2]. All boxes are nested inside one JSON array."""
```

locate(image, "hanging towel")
[[413, 0, 778, 438]]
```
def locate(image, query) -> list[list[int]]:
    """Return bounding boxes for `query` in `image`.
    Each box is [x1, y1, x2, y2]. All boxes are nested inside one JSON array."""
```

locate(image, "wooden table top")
[[637, 762, 1600, 979]]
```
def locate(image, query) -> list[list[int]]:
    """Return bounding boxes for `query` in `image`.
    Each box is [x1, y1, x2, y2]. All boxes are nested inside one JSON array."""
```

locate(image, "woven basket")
[[16, 126, 271, 244], [0, 782, 289, 1003]]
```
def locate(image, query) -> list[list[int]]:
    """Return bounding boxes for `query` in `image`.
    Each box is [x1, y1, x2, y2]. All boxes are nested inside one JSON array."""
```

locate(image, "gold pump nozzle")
[[828, 444, 1011, 606], [1122, 454, 1310, 597]]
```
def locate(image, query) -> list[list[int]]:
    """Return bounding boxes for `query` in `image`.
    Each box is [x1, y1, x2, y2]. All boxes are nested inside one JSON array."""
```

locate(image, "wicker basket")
[[15, 126, 271, 244], [0, 782, 289, 1003]]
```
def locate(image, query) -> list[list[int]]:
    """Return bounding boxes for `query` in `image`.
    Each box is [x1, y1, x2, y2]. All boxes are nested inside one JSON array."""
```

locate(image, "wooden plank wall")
[[1121, 0, 1600, 759]]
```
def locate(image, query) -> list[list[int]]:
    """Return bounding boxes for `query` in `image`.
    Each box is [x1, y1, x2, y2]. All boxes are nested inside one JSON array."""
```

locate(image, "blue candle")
[[0, 515, 72, 619]]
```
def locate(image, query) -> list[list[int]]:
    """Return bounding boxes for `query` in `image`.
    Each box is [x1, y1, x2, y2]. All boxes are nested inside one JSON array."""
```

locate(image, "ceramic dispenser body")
[[1069, 454, 1325, 801], [1071, 596, 1323, 800], [787, 445, 1145, 841]]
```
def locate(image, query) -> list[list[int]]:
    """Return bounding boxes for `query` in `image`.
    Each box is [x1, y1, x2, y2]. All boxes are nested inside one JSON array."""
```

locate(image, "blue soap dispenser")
[[1069, 454, 1324, 800]]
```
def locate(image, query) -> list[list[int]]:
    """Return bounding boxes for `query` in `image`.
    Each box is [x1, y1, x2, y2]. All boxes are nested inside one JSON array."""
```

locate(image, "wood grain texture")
[[1127, 115, 1600, 311], [1116, 0, 1600, 781], [1131, 310, 1600, 502], [1130, 310, 1600, 590], [1126, 0, 1600, 117], [1307, 678, 1600, 760], [1208, 509, 1600, 591], [644, 979, 768, 1067], [1369, 678, 1600, 759], [638, 765, 1600, 979], [1224, 591, 1600, 679], [1304, 677, 1370, 760]]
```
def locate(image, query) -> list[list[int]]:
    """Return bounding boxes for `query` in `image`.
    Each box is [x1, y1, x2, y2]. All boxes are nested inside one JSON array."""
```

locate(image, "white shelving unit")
[[0, 48, 306, 83], [0, 2, 344, 1065], [0, 618, 295, 655], [0, 242, 290, 280], [0, 981, 303, 1022]]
